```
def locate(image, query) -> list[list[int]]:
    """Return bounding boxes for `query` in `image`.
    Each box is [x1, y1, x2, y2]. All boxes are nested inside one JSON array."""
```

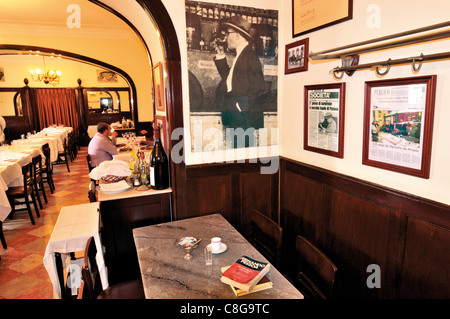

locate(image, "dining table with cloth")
[[43, 202, 109, 299], [0, 147, 33, 222]]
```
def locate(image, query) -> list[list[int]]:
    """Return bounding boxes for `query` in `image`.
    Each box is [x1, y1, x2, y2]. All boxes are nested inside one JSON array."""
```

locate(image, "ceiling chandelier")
[[30, 56, 61, 84]]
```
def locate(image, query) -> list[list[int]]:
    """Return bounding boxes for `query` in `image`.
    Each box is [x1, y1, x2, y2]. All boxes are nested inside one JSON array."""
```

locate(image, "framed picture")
[[97, 70, 118, 82], [154, 114, 167, 150], [362, 75, 437, 179], [292, 0, 353, 37], [153, 62, 165, 112], [304, 83, 346, 158], [285, 38, 309, 74]]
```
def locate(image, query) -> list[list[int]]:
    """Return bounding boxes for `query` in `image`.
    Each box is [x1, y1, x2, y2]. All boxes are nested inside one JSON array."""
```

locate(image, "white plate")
[[206, 243, 227, 254], [100, 180, 132, 193]]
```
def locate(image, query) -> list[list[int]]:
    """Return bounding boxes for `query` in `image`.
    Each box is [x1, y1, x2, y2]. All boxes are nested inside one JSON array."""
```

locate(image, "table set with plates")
[[0, 126, 72, 223]]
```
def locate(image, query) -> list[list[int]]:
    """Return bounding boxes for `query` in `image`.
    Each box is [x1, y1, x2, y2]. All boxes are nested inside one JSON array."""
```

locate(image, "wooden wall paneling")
[[280, 165, 328, 277], [328, 189, 404, 298], [186, 173, 234, 223], [240, 171, 278, 240], [399, 217, 450, 298], [100, 193, 171, 285]]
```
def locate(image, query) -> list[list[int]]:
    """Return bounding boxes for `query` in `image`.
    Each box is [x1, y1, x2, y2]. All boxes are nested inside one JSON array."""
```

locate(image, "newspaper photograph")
[[368, 83, 427, 170]]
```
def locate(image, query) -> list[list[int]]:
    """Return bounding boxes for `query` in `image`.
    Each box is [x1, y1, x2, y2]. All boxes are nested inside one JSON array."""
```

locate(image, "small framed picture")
[[154, 114, 167, 150], [362, 75, 437, 178], [285, 38, 309, 74], [304, 83, 346, 158], [153, 62, 165, 112]]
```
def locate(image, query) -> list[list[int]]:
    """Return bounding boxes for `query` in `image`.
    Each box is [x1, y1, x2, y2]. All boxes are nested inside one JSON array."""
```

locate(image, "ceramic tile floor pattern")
[[0, 147, 93, 299]]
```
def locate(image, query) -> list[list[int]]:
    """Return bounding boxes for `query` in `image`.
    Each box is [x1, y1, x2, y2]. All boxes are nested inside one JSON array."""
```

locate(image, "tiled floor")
[[0, 147, 92, 299]]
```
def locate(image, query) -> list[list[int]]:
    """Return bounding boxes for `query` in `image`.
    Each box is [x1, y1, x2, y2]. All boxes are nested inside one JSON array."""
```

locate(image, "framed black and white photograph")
[[285, 38, 309, 74], [363, 75, 437, 178], [304, 83, 346, 158]]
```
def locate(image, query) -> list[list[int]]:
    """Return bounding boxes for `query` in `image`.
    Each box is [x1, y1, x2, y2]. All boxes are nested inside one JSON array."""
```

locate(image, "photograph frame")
[[362, 75, 437, 179], [154, 114, 167, 151], [304, 83, 346, 158], [292, 0, 353, 37], [285, 38, 309, 74], [153, 62, 165, 112]]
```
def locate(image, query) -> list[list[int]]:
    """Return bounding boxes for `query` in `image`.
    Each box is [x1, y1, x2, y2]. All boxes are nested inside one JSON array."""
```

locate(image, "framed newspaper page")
[[362, 75, 437, 179], [304, 83, 345, 158], [292, 0, 353, 37]]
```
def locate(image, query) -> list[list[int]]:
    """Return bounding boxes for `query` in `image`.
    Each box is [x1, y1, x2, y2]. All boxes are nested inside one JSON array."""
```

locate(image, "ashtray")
[[175, 237, 201, 260]]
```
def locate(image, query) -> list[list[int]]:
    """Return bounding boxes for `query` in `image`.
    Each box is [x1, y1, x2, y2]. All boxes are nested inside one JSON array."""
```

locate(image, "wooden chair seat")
[[97, 278, 145, 299], [6, 162, 40, 225], [295, 235, 338, 299], [78, 236, 145, 299], [249, 209, 283, 268]]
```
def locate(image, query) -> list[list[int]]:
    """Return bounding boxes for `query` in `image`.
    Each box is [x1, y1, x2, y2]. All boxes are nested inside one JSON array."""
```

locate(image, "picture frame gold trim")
[[292, 0, 353, 37]]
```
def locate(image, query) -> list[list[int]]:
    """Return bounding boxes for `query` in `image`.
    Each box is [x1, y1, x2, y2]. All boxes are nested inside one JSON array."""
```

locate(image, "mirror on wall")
[[87, 88, 130, 114], [0, 89, 23, 117]]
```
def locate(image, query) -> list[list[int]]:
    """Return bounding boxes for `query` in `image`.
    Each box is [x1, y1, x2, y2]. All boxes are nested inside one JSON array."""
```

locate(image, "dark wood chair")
[[88, 180, 97, 202], [6, 162, 40, 225], [52, 137, 70, 172], [87, 154, 98, 186], [249, 209, 283, 268], [42, 143, 55, 193], [295, 235, 338, 299], [67, 131, 77, 162], [32, 155, 47, 209], [0, 221, 7, 249], [78, 236, 145, 299]]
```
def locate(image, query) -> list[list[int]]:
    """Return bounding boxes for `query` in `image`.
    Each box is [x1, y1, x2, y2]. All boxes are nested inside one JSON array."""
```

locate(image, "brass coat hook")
[[410, 53, 424, 72], [374, 59, 392, 76]]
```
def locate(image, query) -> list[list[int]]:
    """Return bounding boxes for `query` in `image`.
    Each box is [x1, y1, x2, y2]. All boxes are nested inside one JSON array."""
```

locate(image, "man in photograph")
[[213, 15, 267, 148]]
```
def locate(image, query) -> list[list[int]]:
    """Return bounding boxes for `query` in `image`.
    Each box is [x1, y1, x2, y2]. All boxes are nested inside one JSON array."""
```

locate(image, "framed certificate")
[[292, 0, 353, 37], [304, 83, 346, 158], [362, 76, 437, 178]]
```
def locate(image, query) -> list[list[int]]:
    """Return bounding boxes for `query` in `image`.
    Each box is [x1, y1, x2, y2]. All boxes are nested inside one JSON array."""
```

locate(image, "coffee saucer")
[[206, 243, 227, 254]]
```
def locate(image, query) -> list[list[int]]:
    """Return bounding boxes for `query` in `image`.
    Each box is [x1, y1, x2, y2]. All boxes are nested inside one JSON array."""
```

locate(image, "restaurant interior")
[[0, 0, 449, 302]]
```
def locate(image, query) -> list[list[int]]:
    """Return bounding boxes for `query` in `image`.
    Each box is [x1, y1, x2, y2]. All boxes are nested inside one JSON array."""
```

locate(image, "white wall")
[[280, 0, 450, 204], [118, 0, 450, 205]]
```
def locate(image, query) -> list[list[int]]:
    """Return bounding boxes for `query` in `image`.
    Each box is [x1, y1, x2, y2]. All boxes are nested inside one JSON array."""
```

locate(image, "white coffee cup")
[[211, 237, 222, 252]]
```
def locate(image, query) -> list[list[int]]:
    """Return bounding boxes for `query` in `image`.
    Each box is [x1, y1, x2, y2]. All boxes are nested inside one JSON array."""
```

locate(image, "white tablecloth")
[[43, 202, 109, 299], [0, 150, 33, 222]]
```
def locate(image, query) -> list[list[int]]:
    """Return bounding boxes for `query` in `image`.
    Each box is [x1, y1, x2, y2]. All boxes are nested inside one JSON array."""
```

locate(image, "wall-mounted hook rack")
[[310, 21, 450, 78], [330, 51, 450, 79]]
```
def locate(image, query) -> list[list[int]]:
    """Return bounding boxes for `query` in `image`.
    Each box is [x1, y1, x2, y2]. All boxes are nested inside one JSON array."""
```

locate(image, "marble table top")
[[133, 213, 304, 299]]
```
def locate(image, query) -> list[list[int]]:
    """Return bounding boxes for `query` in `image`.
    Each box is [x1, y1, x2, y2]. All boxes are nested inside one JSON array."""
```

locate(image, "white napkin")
[[89, 159, 131, 180]]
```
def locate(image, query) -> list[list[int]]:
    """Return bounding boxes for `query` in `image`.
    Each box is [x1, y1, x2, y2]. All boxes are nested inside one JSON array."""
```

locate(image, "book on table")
[[221, 266, 272, 296], [220, 255, 271, 292]]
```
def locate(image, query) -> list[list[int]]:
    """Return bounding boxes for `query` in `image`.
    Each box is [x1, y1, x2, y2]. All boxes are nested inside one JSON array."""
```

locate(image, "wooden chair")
[[0, 221, 7, 249], [249, 209, 283, 268], [79, 236, 145, 299], [88, 180, 97, 202], [52, 137, 70, 172], [32, 155, 47, 209], [6, 162, 40, 225], [67, 131, 77, 162], [295, 235, 338, 299], [42, 143, 55, 193], [87, 154, 98, 186]]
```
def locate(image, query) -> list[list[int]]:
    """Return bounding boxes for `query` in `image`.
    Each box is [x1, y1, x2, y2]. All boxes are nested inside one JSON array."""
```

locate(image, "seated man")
[[88, 122, 119, 166]]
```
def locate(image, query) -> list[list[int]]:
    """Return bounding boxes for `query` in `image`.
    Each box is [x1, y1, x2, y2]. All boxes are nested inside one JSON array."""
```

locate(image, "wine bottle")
[[150, 122, 169, 190]]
